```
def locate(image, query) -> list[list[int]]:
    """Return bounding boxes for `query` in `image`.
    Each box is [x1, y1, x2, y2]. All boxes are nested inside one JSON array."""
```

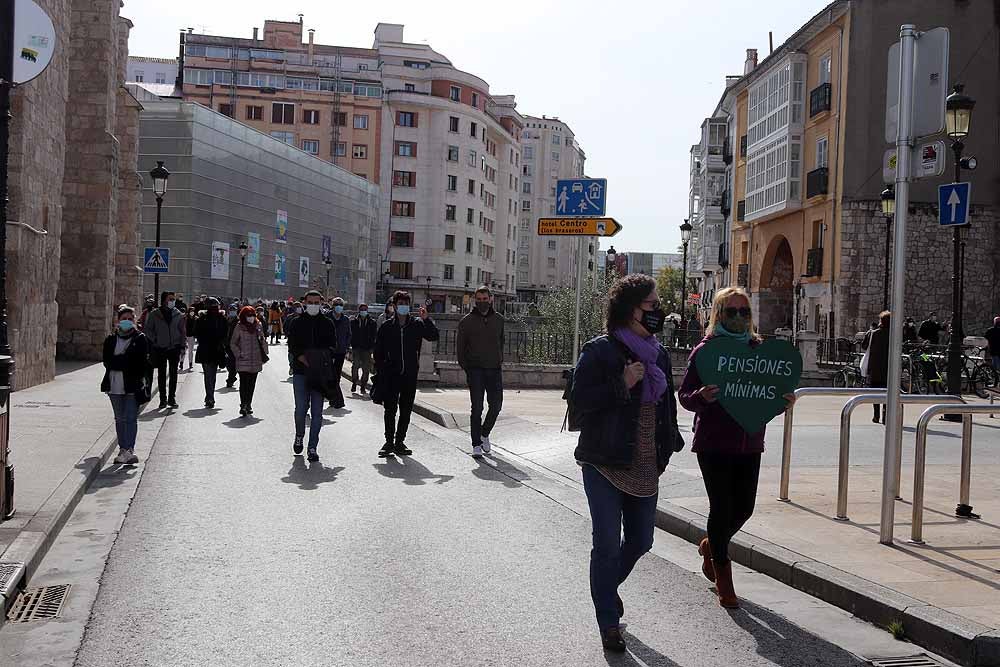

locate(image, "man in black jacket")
[[194, 298, 229, 408], [374, 290, 439, 457], [350, 303, 377, 394], [457, 286, 505, 457], [326, 296, 352, 409], [287, 290, 338, 461]]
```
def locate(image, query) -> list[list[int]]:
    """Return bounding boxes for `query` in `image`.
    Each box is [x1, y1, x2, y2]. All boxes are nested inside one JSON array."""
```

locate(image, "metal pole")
[[880, 24, 916, 545], [680, 240, 689, 343], [883, 214, 891, 311], [240, 256, 245, 302], [958, 413, 972, 508], [944, 139, 965, 421], [779, 402, 794, 501], [153, 195, 163, 297], [572, 236, 583, 363], [0, 0, 16, 521]]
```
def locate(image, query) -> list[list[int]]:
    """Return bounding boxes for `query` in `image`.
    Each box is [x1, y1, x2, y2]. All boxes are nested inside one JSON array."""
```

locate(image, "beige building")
[[517, 115, 595, 303]]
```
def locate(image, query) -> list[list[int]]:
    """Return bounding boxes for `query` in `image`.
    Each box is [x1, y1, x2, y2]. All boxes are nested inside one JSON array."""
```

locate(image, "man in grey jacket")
[[144, 291, 186, 409], [457, 286, 505, 457]]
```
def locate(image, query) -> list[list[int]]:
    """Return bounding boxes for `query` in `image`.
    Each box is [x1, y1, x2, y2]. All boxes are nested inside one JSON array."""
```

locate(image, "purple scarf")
[[613, 328, 667, 404]]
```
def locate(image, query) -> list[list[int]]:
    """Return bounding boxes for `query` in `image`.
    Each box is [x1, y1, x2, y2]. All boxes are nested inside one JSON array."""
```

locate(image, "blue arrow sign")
[[556, 178, 607, 217], [938, 182, 971, 226], [143, 247, 169, 274]]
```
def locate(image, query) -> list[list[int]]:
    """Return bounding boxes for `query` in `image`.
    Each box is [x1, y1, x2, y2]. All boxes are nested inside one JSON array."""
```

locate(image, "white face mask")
[[166, 300, 176, 309], [245, 317, 256, 325], [305, 304, 321, 316]]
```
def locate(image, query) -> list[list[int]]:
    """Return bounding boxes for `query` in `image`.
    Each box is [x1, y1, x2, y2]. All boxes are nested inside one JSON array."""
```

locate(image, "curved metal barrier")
[[909, 403, 996, 544], [835, 394, 965, 520], [779, 387, 886, 502]]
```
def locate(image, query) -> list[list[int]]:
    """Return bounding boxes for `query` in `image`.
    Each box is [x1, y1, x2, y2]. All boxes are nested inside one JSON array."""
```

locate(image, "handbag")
[[859, 348, 870, 377], [135, 377, 152, 405], [257, 335, 270, 364], [369, 373, 384, 405]]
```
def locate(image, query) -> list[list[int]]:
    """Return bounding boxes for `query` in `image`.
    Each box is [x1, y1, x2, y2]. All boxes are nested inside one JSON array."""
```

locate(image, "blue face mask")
[[396, 304, 411, 316], [359, 310, 368, 318], [334, 305, 344, 314], [118, 320, 134, 332]]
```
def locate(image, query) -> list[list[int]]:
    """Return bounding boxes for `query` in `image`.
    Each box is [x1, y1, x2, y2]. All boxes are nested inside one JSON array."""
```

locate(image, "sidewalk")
[[412, 385, 1000, 666], [0, 361, 163, 617]]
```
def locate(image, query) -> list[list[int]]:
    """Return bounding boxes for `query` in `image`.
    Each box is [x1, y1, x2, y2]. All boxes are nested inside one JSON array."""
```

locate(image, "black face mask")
[[638, 307, 666, 335]]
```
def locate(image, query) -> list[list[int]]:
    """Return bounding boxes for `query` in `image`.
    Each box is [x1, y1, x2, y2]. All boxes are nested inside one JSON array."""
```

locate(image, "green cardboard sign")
[[694, 337, 803, 434]]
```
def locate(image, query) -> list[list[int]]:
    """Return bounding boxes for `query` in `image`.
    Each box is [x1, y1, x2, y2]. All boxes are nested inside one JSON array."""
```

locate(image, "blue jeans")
[[292, 374, 325, 448], [466, 367, 503, 446], [109, 394, 139, 451], [582, 464, 657, 631]]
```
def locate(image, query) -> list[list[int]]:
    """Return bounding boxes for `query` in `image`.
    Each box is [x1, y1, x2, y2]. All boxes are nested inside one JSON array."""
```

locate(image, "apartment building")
[[517, 115, 596, 304], [127, 56, 178, 86], [178, 19, 383, 183], [709, 0, 998, 337]]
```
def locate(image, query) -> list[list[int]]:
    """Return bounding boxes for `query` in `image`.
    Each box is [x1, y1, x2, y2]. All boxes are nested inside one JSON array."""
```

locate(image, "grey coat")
[[144, 307, 186, 350]]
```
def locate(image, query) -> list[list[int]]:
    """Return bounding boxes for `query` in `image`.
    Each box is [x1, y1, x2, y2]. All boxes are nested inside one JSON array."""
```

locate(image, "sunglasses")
[[724, 307, 752, 318]]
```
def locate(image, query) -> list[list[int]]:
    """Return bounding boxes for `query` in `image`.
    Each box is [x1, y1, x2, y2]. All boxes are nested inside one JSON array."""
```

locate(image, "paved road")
[[58, 347, 878, 666]]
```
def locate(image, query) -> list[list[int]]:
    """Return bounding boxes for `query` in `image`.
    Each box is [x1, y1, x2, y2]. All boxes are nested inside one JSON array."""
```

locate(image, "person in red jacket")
[[678, 286, 795, 609]]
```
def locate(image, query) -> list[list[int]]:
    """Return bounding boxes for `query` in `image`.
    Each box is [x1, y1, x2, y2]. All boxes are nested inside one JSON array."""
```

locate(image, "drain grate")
[[6, 584, 71, 623], [870, 656, 947, 667], [0, 563, 23, 592]]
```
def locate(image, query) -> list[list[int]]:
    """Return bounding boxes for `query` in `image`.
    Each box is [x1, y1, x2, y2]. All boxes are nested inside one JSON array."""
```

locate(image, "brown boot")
[[698, 538, 715, 582], [712, 559, 740, 609]]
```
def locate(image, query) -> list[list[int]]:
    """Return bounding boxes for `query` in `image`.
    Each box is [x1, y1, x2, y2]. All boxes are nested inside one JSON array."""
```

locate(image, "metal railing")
[[909, 403, 999, 544], [835, 393, 965, 520], [817, 338, 856, 366]]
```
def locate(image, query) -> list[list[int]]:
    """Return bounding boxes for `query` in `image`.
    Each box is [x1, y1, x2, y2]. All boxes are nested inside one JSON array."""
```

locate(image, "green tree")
[[655, 266, 686, 317], [527, 268, 620, 363]]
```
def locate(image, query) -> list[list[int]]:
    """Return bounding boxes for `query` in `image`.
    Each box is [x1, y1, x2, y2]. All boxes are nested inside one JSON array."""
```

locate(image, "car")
[[571, 182, 583, 193]]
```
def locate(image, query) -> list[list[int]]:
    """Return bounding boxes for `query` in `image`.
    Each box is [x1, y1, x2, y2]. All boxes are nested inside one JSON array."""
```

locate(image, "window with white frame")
[[819, 53, 832, 85], [447, 145, 459, 162], [270, 131, 294, 145], [816, 136, 828, 169], [302, 140, 319, 155], [134, 70, 145, 82], [353, 114, 369, 129], [333, 142, 346, 157], [450, 86, 461, 102]]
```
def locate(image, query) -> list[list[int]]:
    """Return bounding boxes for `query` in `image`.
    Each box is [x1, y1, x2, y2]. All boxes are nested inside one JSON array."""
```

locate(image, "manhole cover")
[[6, 584, 71, 623], [0, 563, 23, 592], [870, 656, 947, 667]]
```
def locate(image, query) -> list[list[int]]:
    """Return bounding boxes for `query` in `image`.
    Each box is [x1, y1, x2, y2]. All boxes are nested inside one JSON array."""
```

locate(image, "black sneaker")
[[159, 400, 167, 409], [378, 443, 395, 458], [293, 437, 304, 455], [601, 626, 627, 652], [307, 448, 319, 462], [394, 442, 412, 456], [239, 406, 247, 417], [246, 406, 253, 415], [351, 384, 357, 393], [168, 399, 179, 409]]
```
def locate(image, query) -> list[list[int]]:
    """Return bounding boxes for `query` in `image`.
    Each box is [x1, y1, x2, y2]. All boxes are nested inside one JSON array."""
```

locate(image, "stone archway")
[[758, 236, 794, 334]]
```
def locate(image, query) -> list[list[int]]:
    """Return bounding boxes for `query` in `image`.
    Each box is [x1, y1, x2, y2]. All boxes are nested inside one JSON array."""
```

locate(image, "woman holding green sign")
[[571, 273, 684, 652], [678, 286, 797, 609]]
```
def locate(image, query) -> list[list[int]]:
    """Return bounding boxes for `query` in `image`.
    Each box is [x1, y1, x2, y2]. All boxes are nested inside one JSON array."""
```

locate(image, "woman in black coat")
[[101, 305, 151, 465], [864, 310, 892, 423], [194, 297, 230, 409]]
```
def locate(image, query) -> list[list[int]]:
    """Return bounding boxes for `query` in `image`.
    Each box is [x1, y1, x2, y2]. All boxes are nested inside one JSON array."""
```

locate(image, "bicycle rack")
[[835, 393, 965, 521], [909, 403, 997, 544], [779, 387, 874, 502]]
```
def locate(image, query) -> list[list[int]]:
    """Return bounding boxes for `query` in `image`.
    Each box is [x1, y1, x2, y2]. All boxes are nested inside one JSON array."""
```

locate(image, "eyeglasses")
[[641, 298, 661, 310], [724, 307, 752, 318]]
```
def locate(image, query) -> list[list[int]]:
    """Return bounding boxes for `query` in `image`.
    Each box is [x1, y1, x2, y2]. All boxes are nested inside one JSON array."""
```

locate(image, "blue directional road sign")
[[555, 178, 607, 217], [143, 247, 170, 274], [938, 182, 971, 227]]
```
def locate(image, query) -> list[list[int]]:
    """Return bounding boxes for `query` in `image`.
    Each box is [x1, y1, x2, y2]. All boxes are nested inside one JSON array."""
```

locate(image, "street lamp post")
[[238, 240, 248, 302], [323, 257, 332, 291], [149, 161, 170, 297], [943, 85, 976, 419], [0, 3, 15, 519], [880, 185, 895, 311], [679, 219, 693, 346]]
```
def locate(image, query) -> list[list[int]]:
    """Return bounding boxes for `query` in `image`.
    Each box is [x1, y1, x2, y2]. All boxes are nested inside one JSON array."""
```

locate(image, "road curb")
[[339, 366, 465, 430], [652, 500, 1000, 666], [0, 386, 160, 628]]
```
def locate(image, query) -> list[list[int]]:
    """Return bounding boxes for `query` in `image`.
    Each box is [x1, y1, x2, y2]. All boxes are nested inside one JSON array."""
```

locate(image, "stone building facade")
[[7, 0, 142, 390]]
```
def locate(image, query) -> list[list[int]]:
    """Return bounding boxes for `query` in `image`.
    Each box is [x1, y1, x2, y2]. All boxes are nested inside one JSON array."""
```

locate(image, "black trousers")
[[383, 373, 418, 445], [155, 347, 182, 402], [466, 367, 503, 445], [697, 451, 762, 564], [330, 353, 346, 407], [238, 372, 259, 408]]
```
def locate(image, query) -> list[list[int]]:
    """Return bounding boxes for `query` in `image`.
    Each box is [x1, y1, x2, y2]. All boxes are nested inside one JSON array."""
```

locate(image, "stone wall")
[[837, 199, 999, 338], [113, 18, 143, 312], [6, 0, 70, 390]]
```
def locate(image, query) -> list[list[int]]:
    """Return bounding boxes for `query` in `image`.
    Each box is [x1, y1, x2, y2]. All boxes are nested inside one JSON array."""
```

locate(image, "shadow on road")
[[222, 415, 264, 429], [471, 458, 528, 488], [182, 407, 219, 419], [280, 457, 345, 490], [89, 465, 140, 491], [606, 631, 681, 666], [726, 601, 864, 666], [373, 456, 454, 486]]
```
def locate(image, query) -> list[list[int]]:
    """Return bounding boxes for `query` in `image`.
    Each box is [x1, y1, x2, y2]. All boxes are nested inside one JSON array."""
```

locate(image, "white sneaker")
[[481, 436, 492, 454], [472, 445, 484, 458], [114, 448, 129, 464]]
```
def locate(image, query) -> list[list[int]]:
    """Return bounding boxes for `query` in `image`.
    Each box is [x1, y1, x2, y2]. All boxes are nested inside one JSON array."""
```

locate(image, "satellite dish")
[[11, 0, 56, 85]]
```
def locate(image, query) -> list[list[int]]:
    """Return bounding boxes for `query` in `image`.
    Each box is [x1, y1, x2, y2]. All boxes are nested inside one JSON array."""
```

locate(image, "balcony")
[[736, 199, 746, 222], [806, 247, 823, 277], [809, 83, 832, 117], [722, 137, 733, 165], [720, 190, 731, 218], [806, 167, 829, 198], [737, 263, 749, 288]]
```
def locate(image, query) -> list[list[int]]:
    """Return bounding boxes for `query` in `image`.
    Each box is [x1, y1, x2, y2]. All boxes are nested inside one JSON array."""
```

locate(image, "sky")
[[125, 0, 832, 254]]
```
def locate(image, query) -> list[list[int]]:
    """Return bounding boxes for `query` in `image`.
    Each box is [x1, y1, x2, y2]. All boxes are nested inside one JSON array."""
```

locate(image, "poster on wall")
[[211, 241, 230, 280], [299, 256, 310, 288], [321, 235, 332, 263], [276, 210, 288, 244], [274, 250, 286, 286], [247, 232, 261, 268]]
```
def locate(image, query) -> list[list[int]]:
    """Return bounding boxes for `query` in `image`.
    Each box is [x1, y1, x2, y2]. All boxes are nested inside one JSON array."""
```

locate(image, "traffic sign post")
[[143, 247, 170, 274], [537, 217, 621, 237], [555, 178, 607, 216], [938, 182, 970, 226]]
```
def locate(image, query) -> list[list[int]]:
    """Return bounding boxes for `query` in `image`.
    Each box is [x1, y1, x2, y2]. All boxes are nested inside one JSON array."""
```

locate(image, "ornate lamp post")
[[679, 219, 693, 345], [880, 185, 895, 312], [238, 240, 248, 302], [149, 161, 170, 297]]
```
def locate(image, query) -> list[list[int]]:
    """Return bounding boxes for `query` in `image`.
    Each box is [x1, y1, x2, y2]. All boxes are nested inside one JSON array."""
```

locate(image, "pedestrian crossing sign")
[[143, 247, 170, 274]]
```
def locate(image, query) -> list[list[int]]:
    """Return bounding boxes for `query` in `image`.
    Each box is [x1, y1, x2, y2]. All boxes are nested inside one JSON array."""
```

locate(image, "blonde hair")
[[706, 286, 760, 340]]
